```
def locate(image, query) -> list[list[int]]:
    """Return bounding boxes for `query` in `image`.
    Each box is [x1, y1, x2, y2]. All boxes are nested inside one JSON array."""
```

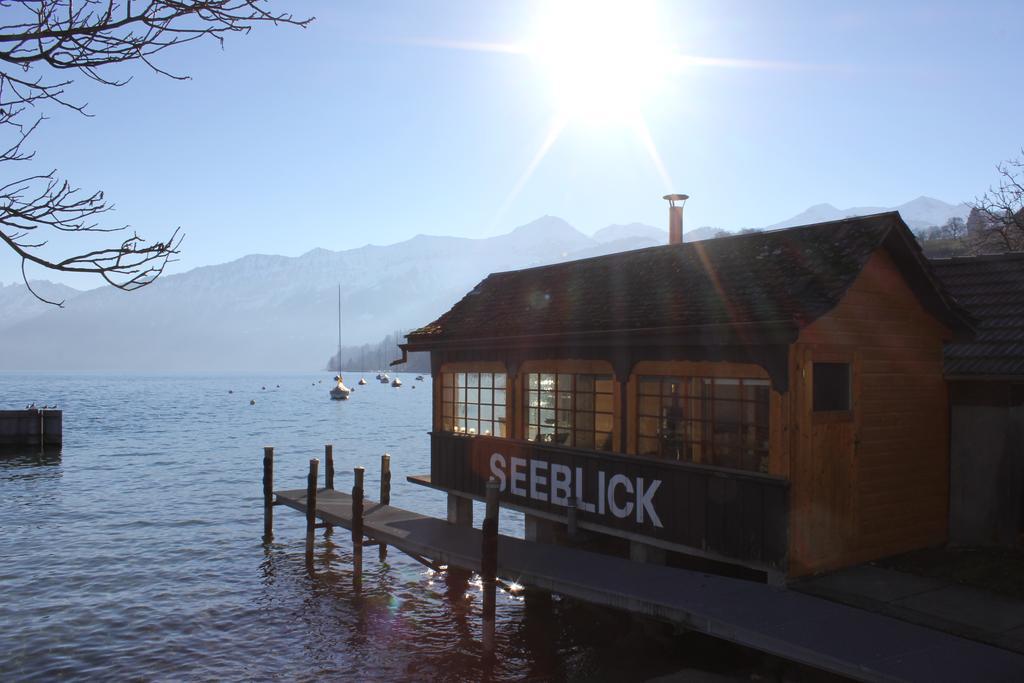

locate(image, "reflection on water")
[[0, 373, 784, 681], [0, 447, 62, 472]]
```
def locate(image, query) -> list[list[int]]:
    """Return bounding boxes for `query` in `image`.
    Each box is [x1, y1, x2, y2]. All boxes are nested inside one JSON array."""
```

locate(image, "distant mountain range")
[[765, 196, 971, 232], [0, 196, 969, 371]]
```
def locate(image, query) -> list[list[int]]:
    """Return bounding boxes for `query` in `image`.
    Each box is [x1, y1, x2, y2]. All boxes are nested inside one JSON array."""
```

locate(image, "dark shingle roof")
[[930, 252, 1024, 377], [407, 212, 970, 348]]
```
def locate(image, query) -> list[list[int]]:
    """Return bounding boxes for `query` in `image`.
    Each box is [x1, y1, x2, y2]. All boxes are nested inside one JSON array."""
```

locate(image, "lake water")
[[0, 373, 774, 681]]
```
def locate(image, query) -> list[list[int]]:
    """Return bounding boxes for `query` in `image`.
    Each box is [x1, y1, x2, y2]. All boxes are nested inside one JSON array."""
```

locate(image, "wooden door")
[[792, 347, 859, 573]]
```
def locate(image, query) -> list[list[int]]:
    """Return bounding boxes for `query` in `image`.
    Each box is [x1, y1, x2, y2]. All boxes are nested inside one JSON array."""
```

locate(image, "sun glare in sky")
[[529, 0, 673, 127]]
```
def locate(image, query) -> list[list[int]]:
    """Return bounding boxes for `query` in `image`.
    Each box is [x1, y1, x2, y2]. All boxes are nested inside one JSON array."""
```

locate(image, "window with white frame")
[[440, 371, 507, 436], [636, 375, 770, 472], [523, 372, 614, 451]]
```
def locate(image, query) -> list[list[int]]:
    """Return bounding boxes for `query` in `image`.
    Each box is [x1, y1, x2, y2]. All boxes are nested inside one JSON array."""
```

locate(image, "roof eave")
[[403, 319, 800, 354], [881, 220, 978, 334]]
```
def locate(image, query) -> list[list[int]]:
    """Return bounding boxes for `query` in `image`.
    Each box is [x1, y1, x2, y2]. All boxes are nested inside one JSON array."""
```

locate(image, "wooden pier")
[[268, 455, 1024, 683]]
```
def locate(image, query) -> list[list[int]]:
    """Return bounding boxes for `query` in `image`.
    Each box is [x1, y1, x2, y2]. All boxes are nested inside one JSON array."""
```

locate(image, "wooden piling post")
[[263, 446, 274, 540], [482, 477, 499, 584], [380, 453, 391, 505], [306, 458, 319, 533], [352, 466, 365, 546], [482, 577, 497, 664], [325, 444, 335, 490], [566, 496, 578, 539], [481, 476, 500, 665], [379, 453, 391, 562]]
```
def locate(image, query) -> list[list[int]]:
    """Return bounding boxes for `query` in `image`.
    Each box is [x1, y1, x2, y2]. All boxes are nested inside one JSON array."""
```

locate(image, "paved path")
[[275, 487, 1024, 683], [796, 564, 1024, 655]]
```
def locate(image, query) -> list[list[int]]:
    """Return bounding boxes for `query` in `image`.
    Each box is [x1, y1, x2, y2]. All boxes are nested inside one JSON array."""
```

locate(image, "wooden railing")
[[431, 431, 789, 571]]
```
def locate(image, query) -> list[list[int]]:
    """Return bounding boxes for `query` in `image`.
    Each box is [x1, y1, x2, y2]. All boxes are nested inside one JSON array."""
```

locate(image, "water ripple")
[[0, 372, 757, 681]]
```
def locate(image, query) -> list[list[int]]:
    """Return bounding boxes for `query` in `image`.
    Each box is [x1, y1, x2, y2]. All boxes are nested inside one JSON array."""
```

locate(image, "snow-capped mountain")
[[0, 281, 84, 327], [0, 217, 657, 371], [765, 196, 970, 232]]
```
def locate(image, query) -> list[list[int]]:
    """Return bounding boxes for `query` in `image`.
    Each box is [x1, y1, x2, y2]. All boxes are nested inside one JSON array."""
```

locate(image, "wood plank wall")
[[789, 248, 951, 576]]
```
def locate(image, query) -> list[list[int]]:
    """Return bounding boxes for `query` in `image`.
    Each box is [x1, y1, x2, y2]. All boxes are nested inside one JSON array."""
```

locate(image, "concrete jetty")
[[0, 409, 61, 448]]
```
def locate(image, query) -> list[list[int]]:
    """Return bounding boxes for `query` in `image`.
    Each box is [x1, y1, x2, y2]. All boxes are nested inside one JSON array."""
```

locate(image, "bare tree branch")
[[971, 148, 1024, 253], [0, 1, 313, 303]]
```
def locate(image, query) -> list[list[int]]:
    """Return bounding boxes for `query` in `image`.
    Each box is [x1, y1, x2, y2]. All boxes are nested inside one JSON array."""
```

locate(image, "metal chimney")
[[663, 194, 689, 244]]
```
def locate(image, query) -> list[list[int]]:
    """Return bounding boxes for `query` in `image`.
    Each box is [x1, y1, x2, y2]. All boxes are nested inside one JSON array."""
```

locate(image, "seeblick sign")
[[429, 432, 790, 570]]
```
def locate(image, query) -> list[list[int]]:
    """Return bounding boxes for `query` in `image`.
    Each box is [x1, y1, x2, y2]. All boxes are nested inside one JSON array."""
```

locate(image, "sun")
[[529, 1, 673, 126]]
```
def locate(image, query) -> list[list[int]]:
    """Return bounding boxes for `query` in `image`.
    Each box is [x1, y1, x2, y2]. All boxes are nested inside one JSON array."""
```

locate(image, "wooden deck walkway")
[[274, 487, 1024, 683]]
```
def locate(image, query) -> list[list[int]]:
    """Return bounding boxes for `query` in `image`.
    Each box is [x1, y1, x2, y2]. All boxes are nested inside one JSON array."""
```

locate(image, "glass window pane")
[[540, 373, 556, 391], [495, 405, 506, 422], [661, 376, 682, 393], [714, 380, 741, 402], [596, 432, 613, 451], [495, 421, 506, 438], [557, 374, 573, 392], [638, 436, 658, 455], [467, 373, 479, 388], [638, 416, 659, 438], [596, 413, 614, 433], [467, 404, 478, 419], [443, 373, 454, 387], [577, 375, 595, 393], [813, 363, 850, 412], [538, 391, 555, 408], [528, 408, 539, 426], [594, 376, 613, 394], [480, 404, 492, 420], [479, 388, 493, 405], [576, 431, 594, 449], [480, 373, 493, 388], [495, 374, 507, 389], [638, 376, 659, 395], [744, 380, 769, 400], [527, 373, 539, 390], [527, 425, 539, 441], [639, 396, 659, 415], [556, 391, 573, 411], [595, 394, 613, 414], [575, 412, 594, 431], [576, 393, 594, 411], [714, 400, 740, 428], [556, 409, 572, 428], [456, 372, 466, 387], [466, 388, 479, 405], [540, 409, 555, 427], [493, 389, 506, 406]]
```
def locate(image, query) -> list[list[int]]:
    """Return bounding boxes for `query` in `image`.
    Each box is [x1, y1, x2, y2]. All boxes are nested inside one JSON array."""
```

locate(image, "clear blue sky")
[[2, 0, 1022, 286]]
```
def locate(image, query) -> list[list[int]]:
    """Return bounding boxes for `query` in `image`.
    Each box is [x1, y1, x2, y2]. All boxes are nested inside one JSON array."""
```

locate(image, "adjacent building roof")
[[405, 212, 971, 350], [930, 252, 1024, 378]]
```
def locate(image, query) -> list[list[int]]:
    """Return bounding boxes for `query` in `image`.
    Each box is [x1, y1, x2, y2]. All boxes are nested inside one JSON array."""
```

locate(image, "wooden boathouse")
[[398, 211, 974, 580]]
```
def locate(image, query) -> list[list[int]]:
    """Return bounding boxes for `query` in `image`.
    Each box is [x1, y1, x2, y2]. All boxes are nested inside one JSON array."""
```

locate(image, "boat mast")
[[337, 284, 342, 372]]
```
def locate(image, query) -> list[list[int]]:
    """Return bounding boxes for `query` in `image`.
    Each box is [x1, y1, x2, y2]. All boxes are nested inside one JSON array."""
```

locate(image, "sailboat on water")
[[329, 284, 351, 401]]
